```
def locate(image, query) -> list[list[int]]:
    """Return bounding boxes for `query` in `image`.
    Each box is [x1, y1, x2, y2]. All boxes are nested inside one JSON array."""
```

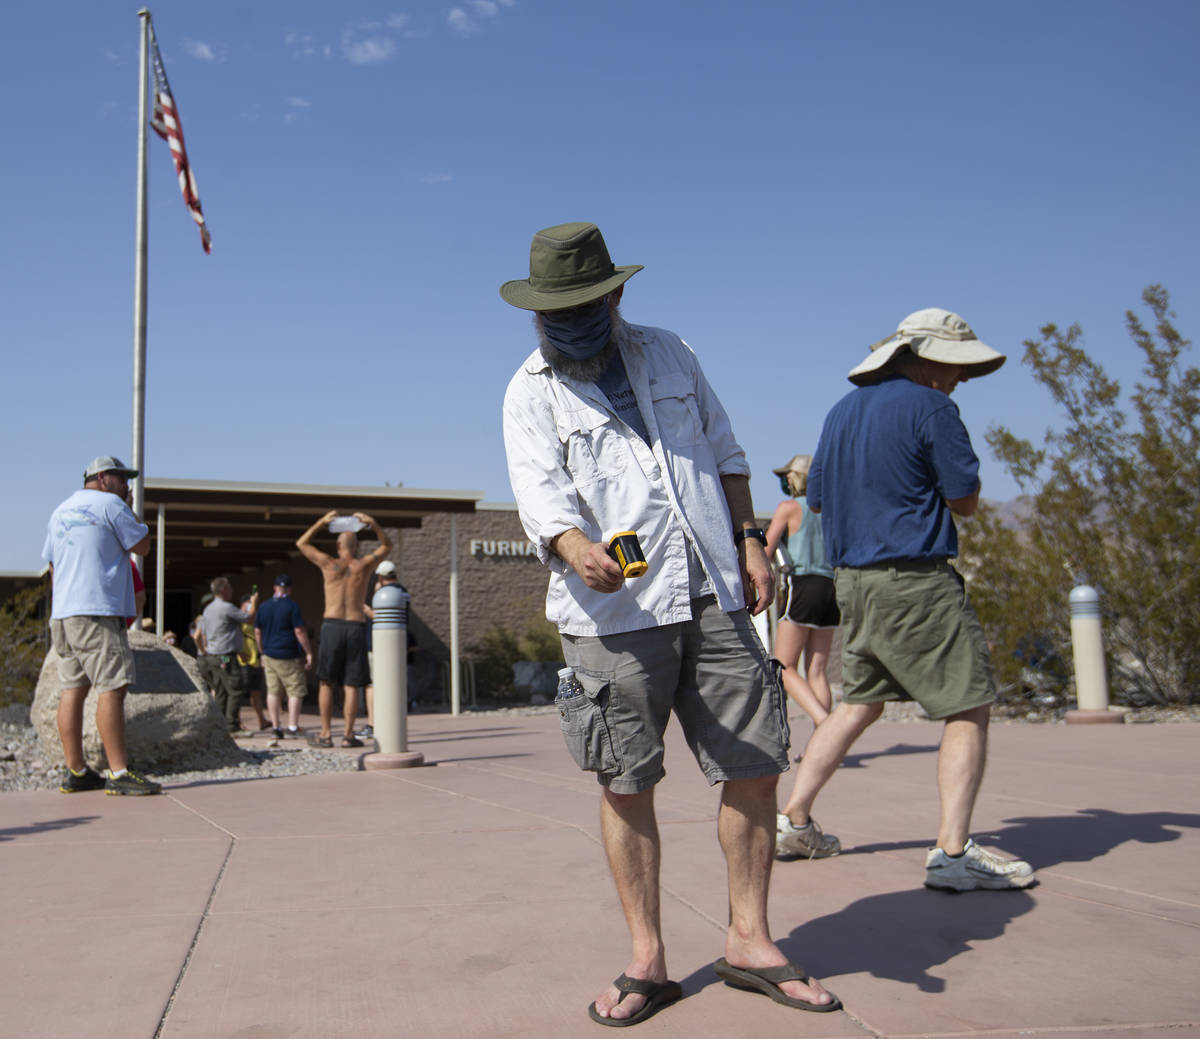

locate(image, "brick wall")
[[388, 504, 549, 663]]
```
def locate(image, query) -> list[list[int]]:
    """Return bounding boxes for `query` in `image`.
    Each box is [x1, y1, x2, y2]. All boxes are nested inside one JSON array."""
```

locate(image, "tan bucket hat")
[[500, 222, 643, 312], [771, 454, 811, 478], [847, 308, 1006, 386]]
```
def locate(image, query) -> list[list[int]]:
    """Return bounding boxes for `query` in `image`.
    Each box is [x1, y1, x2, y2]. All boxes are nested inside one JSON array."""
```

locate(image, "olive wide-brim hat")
[[499, 222, 643, 312], [847, 307, 1006, 386]]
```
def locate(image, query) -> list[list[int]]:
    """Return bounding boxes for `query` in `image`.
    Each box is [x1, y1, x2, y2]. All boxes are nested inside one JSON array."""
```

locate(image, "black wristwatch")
[[734, 527, 767, 547]]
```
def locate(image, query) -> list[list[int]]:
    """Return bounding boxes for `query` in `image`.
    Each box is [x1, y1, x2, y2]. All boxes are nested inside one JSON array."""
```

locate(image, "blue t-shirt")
[[808, 375, 979, 567], [42, 489, 150, 619], [254, 596, 306, 659], [595, 354, 650, 443]]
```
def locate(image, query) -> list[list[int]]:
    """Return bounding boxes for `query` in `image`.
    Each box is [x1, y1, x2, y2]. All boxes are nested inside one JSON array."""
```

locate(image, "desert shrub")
[[1, 584, 49, 708], [959, 286, 1199, 706], [467, 605, 562, 701]]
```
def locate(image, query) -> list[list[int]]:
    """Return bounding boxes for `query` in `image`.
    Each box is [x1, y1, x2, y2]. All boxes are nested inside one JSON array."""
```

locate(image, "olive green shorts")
[[835, 561, 996, 720]]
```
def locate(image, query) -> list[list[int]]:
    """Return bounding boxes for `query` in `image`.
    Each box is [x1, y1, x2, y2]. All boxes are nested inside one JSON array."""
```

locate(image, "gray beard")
[[536, 306, 628, 383]]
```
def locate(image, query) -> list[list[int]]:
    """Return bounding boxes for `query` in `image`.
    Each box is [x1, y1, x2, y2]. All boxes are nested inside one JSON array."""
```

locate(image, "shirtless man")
[[296, 510, 392, 747]]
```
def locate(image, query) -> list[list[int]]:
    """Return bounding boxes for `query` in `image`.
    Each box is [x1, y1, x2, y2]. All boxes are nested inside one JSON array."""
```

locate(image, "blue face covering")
[[540, 298, 612, 359]]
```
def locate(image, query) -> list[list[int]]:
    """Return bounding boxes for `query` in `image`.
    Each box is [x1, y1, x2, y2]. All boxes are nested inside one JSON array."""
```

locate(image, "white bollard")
[[362, 583, 425, 768], [1065, 584, 1121, 725]]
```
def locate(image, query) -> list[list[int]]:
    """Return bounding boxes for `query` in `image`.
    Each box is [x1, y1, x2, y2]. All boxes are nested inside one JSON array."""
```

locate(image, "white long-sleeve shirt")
[[502, 322, 750, 636]]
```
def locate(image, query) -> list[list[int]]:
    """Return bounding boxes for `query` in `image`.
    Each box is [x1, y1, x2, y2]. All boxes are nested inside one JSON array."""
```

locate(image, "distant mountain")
[[980, 496, 1034, 528]]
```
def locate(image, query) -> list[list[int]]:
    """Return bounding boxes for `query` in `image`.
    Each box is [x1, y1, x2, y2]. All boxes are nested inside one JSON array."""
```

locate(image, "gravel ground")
[[1, 700, 1195, 793], [0, 719, 361, 793], [883, 700, 1200, 725]]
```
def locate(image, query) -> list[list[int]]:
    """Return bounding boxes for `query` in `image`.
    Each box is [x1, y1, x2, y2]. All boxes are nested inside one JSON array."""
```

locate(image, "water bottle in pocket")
[[556, 667, 619, 774]]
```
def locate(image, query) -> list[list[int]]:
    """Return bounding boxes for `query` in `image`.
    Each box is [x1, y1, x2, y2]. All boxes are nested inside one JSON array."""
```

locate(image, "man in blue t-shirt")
[[42, 456, 160, 796], [776, 309, 1035, 892], [254, 574, 313, 739]]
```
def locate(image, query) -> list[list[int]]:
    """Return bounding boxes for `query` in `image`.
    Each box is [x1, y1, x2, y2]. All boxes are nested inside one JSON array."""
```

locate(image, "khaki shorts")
[[51, 616, 135, 691], [559, 596, 790, 794], [836, 561, 996, 720], [263, 655, 308, 701]]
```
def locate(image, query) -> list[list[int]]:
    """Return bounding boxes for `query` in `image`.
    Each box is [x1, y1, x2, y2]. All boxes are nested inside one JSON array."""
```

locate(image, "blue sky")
[[3, 0, 1198, 571]]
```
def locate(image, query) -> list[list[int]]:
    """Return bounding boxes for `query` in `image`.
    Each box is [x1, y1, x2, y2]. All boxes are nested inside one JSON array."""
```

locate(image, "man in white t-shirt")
[[42, 456, 160, 795]]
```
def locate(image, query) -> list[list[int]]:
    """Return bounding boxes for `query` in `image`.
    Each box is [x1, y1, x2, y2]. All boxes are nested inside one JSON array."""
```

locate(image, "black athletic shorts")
[[781, 574, 840, 628], [240, 664, 265, 693], [317, 619, 369, 687]]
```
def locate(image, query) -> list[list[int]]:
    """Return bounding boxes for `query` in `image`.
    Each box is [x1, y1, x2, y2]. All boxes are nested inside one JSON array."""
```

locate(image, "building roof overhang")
[[141, 477, 483, 588]]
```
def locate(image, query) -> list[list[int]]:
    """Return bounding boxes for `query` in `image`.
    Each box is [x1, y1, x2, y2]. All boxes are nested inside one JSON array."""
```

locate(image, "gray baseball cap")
[[83, 455, 139, 482]]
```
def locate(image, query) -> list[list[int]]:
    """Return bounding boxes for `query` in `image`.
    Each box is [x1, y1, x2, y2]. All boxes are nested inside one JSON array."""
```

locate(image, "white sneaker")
[[924, 838, 1036, 891], [776, 813, 841, 860]]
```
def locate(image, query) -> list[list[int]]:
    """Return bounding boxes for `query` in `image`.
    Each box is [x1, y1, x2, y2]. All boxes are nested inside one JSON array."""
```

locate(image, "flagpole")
[[132, 9, 150, 524]]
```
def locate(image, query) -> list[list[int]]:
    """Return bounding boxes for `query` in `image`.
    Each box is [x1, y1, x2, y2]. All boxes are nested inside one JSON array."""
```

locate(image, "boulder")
[[512, 660, 561, 700], [31, 628, 243, 772], [0, 703, 31, 727]]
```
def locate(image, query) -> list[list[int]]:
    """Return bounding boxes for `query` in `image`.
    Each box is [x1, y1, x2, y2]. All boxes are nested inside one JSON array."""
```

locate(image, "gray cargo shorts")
[[558, 596, 790, 794]]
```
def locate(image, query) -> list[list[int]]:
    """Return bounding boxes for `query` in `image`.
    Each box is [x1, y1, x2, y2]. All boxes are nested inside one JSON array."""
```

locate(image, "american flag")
[[148, 23, 212, 254]]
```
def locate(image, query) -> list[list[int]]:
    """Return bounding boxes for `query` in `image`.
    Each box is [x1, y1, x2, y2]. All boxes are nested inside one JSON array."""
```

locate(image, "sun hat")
[[771, 454, 812, 478], [376, 560, 397, 577], [499, 222, 643, 312], [847, 308, 1006, 386], [83, 455, 139, 482]]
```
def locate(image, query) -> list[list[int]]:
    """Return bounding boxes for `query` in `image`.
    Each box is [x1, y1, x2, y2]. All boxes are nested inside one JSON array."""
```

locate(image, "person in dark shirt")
[[254, 574, 313, 739], [776, 309, 1034, 892]]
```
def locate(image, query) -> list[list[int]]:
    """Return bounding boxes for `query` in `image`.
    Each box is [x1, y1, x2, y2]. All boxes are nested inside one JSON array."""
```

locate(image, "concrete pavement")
[[1, 708, 1197, 1038]]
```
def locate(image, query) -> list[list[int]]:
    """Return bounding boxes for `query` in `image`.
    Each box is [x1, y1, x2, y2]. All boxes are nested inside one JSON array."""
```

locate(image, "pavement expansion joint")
[[165, 793, 240, 840], [151, 831, 237, 1039]]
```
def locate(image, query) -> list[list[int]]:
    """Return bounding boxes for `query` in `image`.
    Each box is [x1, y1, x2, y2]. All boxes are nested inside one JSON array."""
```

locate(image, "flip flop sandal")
[[341, 736, 364, 748], [306, 734, 333, 748], [713, 958, 841, 1012], [587, 973, 683, 1027]]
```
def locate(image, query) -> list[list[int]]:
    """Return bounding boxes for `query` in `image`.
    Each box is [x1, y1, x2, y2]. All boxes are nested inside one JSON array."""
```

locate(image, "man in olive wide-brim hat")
[[500, 223, 840, 1025], [776, 308, 1037, 893]]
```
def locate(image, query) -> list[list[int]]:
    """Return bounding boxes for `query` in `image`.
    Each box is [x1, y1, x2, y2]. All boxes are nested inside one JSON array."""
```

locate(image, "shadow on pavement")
[[778, 887, 1037, 992], [429, 752, 534, 765], [671, 885, 1031, 1001], [0, 814, 100, 842], [411, 727, 524, 741], [411, 730, 526, 745], [165, 776, 284, 791], [850, 808, 1200, 868], [990, 807, 1200, 867], [842, 741, 939, 769]]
